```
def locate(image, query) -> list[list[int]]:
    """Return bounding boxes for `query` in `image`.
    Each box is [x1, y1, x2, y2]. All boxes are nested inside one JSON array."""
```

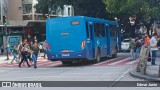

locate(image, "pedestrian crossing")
[[93, 56, 138, 66], [0, 56, 138, 68]]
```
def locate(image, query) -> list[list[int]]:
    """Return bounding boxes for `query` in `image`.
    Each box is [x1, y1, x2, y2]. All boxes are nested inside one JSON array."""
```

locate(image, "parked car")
[[121, 39, 130, 52]]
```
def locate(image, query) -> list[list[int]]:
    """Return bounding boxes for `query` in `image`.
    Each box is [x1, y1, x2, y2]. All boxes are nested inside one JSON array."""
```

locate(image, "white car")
[[121, 39, 130, 52]]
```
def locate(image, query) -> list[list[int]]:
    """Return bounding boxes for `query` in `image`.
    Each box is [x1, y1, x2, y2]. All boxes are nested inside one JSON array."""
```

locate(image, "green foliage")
[[35, 0, 107, 19], [35, 0, 160, 27], [104, 0, 160, 25]]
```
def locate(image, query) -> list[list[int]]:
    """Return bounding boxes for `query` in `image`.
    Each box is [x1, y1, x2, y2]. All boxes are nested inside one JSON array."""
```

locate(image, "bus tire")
[[62, 61, 72, 65], [95, 49, 101, 63]]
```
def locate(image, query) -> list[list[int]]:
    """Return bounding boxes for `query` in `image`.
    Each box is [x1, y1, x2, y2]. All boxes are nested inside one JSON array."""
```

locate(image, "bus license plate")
[[62, 54, 70, 57]]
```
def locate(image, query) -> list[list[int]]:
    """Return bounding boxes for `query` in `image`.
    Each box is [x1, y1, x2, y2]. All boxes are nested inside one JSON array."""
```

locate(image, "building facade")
[[0, 0, 74, 53], [0, 0, 8, 25]]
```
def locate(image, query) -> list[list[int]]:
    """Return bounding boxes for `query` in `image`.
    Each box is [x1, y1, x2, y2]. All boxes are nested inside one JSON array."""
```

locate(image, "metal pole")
[[5, 26, 9, 60]]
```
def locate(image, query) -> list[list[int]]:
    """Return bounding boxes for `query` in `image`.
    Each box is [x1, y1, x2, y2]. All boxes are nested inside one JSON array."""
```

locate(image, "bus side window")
[[110, 25, 117, 37], [89, 24, 93, 40], [86, 22, 90, 38], [94, 23, 103, 37], [101, 23, 105, 37]]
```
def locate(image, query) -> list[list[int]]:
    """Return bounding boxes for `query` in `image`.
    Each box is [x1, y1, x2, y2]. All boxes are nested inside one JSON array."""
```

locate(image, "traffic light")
[[3, 16, 7, 26]]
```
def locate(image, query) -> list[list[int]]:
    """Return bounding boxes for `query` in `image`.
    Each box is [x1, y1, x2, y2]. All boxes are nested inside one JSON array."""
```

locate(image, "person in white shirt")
[[150, 33, 158, 65]]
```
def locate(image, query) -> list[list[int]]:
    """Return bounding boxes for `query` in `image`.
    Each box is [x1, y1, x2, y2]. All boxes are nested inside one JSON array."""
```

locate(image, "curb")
[[129, 66, 160, 81]]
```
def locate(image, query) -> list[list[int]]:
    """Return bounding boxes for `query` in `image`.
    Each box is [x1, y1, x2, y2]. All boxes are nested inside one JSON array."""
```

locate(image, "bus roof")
[[47, 16, 118, 25]]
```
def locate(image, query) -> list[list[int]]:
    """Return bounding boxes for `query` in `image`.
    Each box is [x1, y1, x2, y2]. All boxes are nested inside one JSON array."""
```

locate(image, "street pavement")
[[0, 52, 159, 90], [0, 52, 143, 81], [0, 53, 138, 68]]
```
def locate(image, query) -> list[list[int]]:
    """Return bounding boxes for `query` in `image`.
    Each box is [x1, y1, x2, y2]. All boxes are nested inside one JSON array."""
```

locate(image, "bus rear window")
[[71, 21, 80, 25]]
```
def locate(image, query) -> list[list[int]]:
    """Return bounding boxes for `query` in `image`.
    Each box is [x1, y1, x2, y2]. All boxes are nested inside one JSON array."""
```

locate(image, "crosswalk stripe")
[[37, 61, 54, 66], [45, 62, 62, 67], [126, 60, 137, 65], [94, 56, 128, 66], [108, 57, 131, 65]]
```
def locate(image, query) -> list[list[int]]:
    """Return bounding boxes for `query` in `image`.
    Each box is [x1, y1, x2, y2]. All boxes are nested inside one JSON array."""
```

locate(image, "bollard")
[[136, 45, 149, 75]]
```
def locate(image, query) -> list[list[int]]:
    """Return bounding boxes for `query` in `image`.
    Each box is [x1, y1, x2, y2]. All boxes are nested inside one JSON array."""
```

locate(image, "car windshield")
[[123, 40, 129, 42]]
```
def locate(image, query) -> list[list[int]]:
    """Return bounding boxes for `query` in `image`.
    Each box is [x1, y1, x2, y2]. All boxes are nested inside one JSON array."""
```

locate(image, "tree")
[[104, 0, 160, 26], [104, 0, 160, 36], [35, 0, 107, 19]]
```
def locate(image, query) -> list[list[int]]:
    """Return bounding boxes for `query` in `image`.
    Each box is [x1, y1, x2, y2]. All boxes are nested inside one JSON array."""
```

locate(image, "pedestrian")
[[150, 33, 158, 65], [0, 44, 4, 55], [26, 43, 33, 65], [43, 40, 47, 58], [11, 45, 19, 64], [144, 33, 151, 61], [129, 37, 136, 60], [135, 37, 142, 59], [144, 33, 150, 46], [17, 42, 23, 62], [22, 39, 28, 66], [31, 43, 39, 69], [19, 43, 30, 68], [33, 36, 38, 44], [7, 41, 11, 54]]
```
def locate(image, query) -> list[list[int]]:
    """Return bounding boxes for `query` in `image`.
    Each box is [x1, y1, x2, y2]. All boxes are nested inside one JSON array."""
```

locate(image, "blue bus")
[[46, 16, 121, 64]]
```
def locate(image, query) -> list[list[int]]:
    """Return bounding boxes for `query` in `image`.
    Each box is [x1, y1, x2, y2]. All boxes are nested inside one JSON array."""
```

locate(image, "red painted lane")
[[116, 59, 131, 66]]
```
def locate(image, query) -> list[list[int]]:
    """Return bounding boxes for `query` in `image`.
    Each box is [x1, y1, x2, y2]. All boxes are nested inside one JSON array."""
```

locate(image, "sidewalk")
[[0, 53, 46, 64], [0, 55, 14, 64], [130, 52, 160, 81]]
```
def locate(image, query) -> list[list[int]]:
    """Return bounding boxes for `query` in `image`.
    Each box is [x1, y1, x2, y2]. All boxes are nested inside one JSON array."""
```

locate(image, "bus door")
[[87, 22, 95, 59], [105, 24, 111, 55], [117, 27, 121, 51], [110, 25, 117, 55]]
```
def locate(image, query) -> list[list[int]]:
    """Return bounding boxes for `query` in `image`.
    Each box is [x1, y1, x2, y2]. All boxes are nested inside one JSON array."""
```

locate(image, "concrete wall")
[[8, 0, 23, 21]]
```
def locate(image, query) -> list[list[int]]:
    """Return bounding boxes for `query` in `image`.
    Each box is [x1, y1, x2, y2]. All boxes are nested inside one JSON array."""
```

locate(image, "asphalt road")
[[0, 52, 159, 90]]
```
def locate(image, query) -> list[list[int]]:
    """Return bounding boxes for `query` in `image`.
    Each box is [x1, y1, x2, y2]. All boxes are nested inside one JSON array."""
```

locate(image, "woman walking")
[[19, 43, 30, 68]]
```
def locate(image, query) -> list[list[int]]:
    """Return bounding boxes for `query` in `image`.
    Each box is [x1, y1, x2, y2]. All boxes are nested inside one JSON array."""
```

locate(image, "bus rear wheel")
[[95, 50, 101, 63]]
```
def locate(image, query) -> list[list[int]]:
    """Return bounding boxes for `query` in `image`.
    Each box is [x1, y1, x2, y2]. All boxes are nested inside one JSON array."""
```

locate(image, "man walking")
[[129, 37, 136, 60], [31, 43, 39, 69], [144, 33, 151, 61], [150, 33, 158, 65]]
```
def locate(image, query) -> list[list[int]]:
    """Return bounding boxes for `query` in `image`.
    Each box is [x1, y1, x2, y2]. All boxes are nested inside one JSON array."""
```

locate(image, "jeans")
[[135, 47, 141, 59], [130, 49, 135, 60], [19, 53, 30, 67], [32, 53, 38, 67], [151, 50, 157, 65], [11, 53, 18, 63], [8, 48, 11, 54]]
